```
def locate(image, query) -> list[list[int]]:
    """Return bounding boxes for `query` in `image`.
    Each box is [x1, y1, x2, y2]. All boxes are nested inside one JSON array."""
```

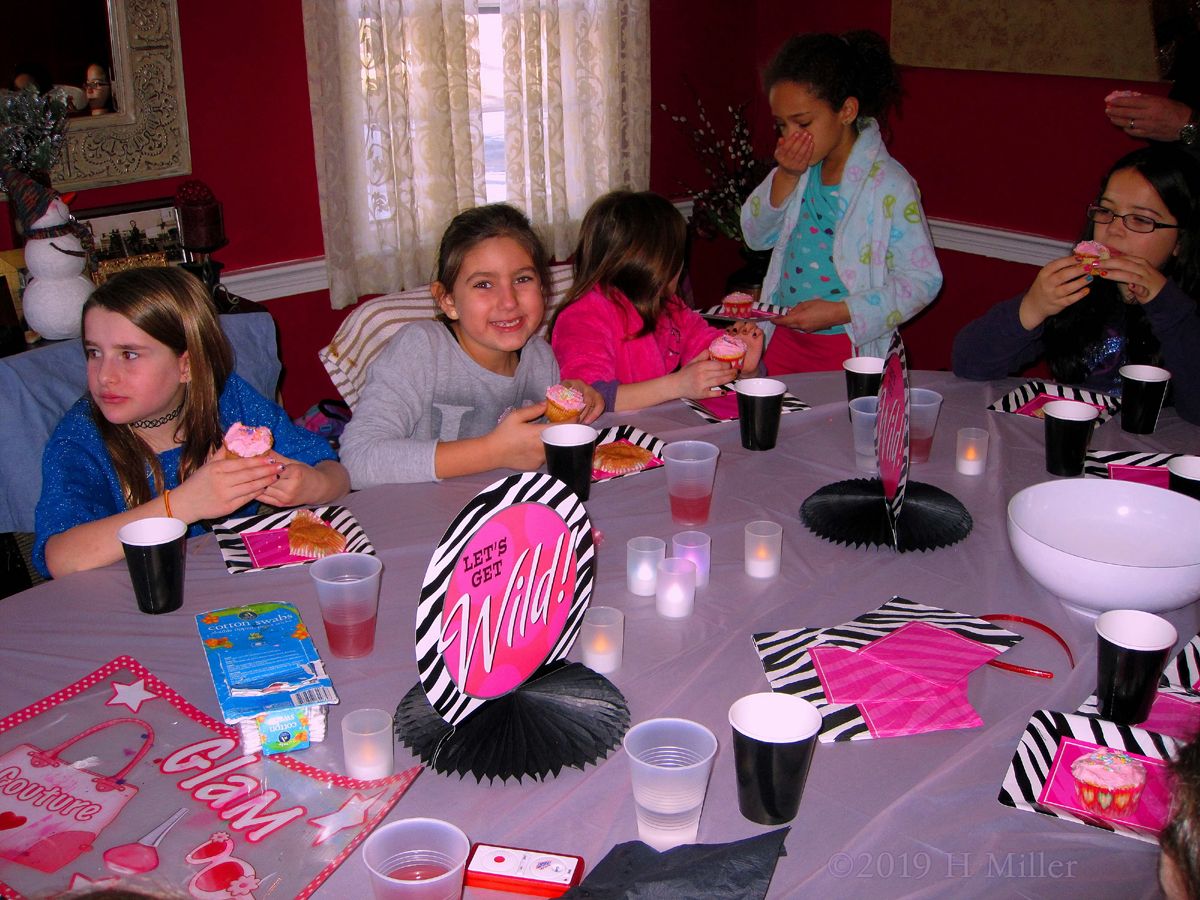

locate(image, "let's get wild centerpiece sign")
[[396, 472, 630, 782]]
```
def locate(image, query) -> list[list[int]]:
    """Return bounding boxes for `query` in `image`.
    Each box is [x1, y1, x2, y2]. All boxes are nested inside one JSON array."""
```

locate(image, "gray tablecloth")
[[3, 371, 1199, 899]]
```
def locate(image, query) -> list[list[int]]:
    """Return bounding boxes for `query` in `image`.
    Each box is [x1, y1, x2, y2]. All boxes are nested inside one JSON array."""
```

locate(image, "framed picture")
[[73, 199, 184, 265]]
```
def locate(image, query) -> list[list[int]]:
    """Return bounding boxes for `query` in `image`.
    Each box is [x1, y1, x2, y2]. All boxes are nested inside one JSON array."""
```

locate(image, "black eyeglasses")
[[85, 80, 110, 89], [1086, 205, 1179, 234]]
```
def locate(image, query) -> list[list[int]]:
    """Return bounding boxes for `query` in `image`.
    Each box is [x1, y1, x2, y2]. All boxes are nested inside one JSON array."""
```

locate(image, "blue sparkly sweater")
[[33, 373, 336, 577]]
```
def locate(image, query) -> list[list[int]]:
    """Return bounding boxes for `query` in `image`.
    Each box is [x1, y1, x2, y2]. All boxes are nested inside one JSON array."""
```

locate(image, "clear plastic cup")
[[311, 554, 383, 659], [662, 441, 720, 526], [849, 396, 878, 473], [908, 389, 943, 464], [362, 818, 469, 900], [624, 718, 717, 851]]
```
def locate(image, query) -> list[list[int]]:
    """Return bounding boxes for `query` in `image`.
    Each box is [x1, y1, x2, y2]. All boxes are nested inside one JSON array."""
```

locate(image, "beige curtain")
[[500, 0, 651, 261], [302, 0, 487, 309]]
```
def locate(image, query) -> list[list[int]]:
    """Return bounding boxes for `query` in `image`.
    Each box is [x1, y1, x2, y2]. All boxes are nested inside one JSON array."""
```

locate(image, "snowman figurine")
[[1, 164, 96, 340]]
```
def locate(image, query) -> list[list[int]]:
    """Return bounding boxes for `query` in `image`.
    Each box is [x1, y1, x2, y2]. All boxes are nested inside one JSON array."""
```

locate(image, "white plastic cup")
[[908, 389, 943, 464], [311, 554, 383, 659], [662, 441, 720, 526], [849, 396, 878, 473], [672, 531, 711, 587], [627, 536, 666, 596], [362, 818, 469, 900], [342, 708, 395, 780], [624, 718, 718, 851]]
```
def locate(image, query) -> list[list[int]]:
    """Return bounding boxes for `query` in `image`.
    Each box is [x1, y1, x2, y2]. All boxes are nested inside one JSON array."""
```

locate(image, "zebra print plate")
[[998, 709, 1180, 844], [987, 380, 1119, 423], [1163, 632, 1200, 695], [1084, 450, 1181, 481], [414, 472, 595, 726], [754, 597, 1021, 742], [592, 425, 666, 482], [213, 505, 375, 575]]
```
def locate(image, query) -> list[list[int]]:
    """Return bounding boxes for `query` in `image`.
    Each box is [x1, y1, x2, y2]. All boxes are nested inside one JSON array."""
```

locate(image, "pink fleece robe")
[[551, 285, 721, 386]]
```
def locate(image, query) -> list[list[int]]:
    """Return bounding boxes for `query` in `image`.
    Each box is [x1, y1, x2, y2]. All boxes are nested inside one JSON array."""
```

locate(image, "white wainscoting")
[[227, 209, 1072, 302]]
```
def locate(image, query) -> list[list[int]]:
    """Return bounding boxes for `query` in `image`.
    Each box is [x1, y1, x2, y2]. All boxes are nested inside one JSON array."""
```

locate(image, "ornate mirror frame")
[[51, 0, 191, 191]]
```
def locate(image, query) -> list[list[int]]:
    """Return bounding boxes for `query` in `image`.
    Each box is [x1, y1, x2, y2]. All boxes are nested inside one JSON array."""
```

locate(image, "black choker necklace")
[[131, 402, 184, 429]]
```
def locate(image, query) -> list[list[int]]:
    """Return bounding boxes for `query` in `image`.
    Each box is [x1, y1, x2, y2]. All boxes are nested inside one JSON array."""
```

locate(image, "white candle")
[[955, 428, 989, 476], [627, 537, 665, 596], [581, 607, 624, 674], [744, 521, 782, 579], [656, 558, 696, 618], [672, 531, 711, 587]]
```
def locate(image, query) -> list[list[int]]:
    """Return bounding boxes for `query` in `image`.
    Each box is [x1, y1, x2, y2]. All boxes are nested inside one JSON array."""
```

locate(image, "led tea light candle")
[[745, 521, 782, 579], [672, 531, 711, 587], [656, 558, 697, 618], [341, 708, 394, 781], [955, 428, 989, 476], [581, 607, 624, 674], [627, 537, 666, 596]]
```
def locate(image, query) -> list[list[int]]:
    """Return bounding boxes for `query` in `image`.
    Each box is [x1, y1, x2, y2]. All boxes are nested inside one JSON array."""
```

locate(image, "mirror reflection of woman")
[[85, 63, 114, 114]]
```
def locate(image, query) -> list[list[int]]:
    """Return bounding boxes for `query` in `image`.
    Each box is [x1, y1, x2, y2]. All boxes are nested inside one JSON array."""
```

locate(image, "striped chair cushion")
[[319, 263, 574, 408]]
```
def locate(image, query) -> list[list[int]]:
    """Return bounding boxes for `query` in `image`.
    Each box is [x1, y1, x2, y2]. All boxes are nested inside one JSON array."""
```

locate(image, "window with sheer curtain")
[[302, 0, 650, 310]]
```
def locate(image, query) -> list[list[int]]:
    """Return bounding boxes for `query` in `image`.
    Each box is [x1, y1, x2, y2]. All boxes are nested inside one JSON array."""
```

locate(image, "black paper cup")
[[1119, 365, 1171, 435], [543, 424, 598, 501], [1168, 456, 1200, 502], [1043, 400, 1099, 477], [843, 357, 884, 421], [735, 378, 786, 451], [1095, 609, 1177, 725], [118, 517, 187, 614], [728, 692, 822, 825]]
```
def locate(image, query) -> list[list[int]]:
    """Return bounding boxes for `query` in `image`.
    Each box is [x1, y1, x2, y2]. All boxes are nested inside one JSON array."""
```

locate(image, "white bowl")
[[1007, 479, 1200, 617]]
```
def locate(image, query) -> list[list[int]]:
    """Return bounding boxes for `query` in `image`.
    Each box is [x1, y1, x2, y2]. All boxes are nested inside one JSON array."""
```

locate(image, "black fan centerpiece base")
[[395, 661, 630, 783], [800, 478, 972, 552]]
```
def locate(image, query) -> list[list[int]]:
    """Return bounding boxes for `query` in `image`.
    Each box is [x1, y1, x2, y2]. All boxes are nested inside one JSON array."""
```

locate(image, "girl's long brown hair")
[[82, 267, 233, 509], [550, 190, 687, 338]]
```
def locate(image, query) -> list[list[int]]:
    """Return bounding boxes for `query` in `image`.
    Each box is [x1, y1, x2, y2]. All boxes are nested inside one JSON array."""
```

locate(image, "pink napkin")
[[243, 527, 317, 568], [695, 393, 739, 421], [1142, 692, 1200, 741], [859, 621, 1003, 687], [860, 681, 983, 738], [811, 646, 941, 703], [1107, 464, 1170, 489]]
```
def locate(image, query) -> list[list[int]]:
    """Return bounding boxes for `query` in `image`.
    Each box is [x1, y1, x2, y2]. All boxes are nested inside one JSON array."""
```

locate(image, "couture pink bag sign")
[[0, 657, 420, 900], [0, 718, 153, 873]]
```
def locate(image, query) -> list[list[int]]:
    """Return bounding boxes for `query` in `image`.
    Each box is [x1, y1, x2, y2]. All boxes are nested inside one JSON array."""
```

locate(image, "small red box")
[[464, 843, 585, 897]]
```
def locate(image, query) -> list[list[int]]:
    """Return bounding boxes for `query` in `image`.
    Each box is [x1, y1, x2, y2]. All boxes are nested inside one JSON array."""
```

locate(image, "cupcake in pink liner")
[[1105, 90, 1143, 103], [709, 334, 747, 370], [223, 422, 273, 459], [1070, 748, 1146, 818], [1074, 240, 1114, 265], [545, 384, 586, 422], [722, 292, 754, 317]]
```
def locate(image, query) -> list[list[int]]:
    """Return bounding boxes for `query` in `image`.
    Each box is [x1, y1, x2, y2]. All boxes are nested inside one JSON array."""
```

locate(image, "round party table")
[[3, 371, 1199, 899]]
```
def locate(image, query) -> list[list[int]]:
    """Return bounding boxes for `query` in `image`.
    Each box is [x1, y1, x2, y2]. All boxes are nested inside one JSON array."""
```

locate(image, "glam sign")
[[876, 331, 910, 542]]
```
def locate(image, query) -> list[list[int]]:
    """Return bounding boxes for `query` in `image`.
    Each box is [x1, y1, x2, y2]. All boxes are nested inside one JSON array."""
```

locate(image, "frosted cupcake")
[[1070, 748, 1146, 819], [545, 384, 586, 422], [709, 334, 747, 370], [223, 422, 273, 459], [1074, 240, 1112, 265], [722, 292, 754, 317]]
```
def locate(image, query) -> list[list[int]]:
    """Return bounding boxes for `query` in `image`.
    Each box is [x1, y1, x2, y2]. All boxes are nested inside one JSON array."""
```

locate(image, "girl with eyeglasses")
[[953, 146, 1200, 424]]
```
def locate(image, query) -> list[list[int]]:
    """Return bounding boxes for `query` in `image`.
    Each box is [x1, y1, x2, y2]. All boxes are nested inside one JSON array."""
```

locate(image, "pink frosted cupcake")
[[1070, 748, 1146, 819], [545, 384, 585, 422], [722, 292, 754, 317], [1074, 240, 1112, 265], [223, 422, 273, 459], [709, 334, 747, 370]]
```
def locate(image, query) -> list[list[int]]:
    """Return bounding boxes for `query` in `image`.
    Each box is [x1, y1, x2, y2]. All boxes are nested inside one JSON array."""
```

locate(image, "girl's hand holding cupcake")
[[256, 452, 352, 508], [1017, 256, 1091, 331], [1095, 254, 1168, 304], [166, 453, 283, 523], [724, 321, 765, 374], [488, 401, 552, 470], [559, 379, 605, 423], [674, 351, 738, 399]]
